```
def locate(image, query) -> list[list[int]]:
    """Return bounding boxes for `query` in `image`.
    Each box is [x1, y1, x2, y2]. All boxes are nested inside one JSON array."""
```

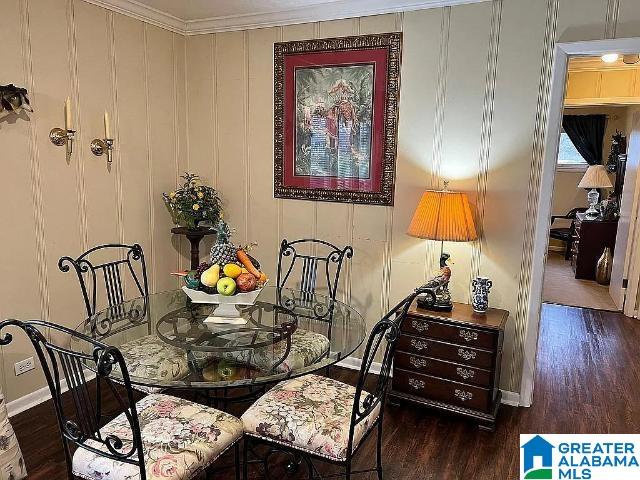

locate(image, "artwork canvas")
[[274, 33, 402, 205], [295, 65, 374, 179]]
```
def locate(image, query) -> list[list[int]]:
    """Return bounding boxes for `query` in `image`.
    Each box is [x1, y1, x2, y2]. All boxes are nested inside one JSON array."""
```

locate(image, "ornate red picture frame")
[[274, 33, 402, 206]]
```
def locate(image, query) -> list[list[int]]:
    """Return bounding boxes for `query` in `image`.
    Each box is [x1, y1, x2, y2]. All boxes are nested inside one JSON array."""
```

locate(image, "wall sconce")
[[91, 111, 114, 164], [49, 97, 74, 160]]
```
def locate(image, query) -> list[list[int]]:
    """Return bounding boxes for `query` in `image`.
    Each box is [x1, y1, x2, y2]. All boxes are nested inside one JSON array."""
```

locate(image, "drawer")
[[403, 317, 497, 349], [397, 335, 494, 369], [393, 368, 491, 412], [394, 351, 492, 387]]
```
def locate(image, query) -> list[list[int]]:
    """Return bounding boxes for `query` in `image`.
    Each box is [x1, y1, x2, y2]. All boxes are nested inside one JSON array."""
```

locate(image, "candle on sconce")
[[64, 97, 72, 130], [104, 111, 111, 138]]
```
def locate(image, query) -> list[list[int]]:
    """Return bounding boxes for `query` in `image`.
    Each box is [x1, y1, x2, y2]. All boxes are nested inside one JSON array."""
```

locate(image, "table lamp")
[[577, 165, 613, 218], [407, 184, 478, 311]]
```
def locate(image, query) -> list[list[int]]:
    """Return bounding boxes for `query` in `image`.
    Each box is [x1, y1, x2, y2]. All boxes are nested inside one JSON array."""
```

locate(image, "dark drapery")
[[562, 114, 606, 165]]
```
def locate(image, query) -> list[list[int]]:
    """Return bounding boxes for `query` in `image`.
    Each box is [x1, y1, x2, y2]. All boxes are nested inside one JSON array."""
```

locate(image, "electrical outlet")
[[14, 357, 34, 376]]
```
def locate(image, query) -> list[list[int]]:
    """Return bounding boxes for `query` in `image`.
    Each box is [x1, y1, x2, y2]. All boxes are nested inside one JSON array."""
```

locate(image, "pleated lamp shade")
[[407, 190, 478, 242], [577, 165, 613, 189]]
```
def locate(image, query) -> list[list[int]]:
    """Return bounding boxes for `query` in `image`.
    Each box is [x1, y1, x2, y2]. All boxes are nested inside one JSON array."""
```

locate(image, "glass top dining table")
[[74, 287, 366, 391]]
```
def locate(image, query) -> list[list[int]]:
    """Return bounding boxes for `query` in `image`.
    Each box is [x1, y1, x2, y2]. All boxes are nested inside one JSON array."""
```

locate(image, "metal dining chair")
[[276, 239, 352, 374], [0, 319, 243, 480], [59, 244, 180, 394], [241, 286, 427, 480]]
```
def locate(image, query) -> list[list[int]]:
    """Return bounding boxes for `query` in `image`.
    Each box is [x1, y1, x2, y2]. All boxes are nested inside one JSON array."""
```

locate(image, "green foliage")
[[163, 173, 222, 229]]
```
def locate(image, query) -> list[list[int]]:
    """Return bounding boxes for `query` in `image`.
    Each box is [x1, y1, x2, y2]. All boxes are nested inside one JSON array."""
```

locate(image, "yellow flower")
[[192, 204, 200, 211], [197, 192, 204, 199], [169, 191, 176, 198]]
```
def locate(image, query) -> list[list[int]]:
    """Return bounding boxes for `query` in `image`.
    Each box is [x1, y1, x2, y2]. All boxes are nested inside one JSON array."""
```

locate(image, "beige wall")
[[184, 0, 640, 396], [3, 0, 640, 406], [0, 0, 188, 403]]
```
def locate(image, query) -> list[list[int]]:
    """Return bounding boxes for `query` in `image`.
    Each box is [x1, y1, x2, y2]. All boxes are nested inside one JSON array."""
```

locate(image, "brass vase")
[[595, 247, 613, 285]]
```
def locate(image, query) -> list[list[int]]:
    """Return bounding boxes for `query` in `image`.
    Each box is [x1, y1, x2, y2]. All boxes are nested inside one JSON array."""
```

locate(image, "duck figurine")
[[417, 253, 453, 311]]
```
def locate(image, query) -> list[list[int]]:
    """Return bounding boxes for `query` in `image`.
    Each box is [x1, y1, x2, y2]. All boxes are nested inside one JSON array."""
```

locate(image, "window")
[[557, 132, 588, 171]]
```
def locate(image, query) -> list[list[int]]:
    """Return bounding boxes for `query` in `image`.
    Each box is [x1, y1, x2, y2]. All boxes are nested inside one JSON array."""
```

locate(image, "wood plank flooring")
[[11, 303, 640, 479]]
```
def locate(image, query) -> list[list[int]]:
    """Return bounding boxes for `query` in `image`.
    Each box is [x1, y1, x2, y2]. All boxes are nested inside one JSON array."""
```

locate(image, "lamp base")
[[585, 188, 600, 219], [417, 293, 453, 312]]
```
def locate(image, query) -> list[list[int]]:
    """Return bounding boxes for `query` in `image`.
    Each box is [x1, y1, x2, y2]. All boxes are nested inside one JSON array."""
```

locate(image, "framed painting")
[[274, 33, 402, 206]]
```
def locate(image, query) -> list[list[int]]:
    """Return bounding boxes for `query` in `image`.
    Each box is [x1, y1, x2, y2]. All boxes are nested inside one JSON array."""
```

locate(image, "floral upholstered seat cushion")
[[72, 393, 243, 480], [222, 329, 330, 373], [241, 374, 380, 461], [115, 336, 190, 388]]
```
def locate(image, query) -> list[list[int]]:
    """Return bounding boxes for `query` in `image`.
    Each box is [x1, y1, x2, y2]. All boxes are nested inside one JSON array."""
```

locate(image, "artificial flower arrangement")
[[163, 173, 222, 229]]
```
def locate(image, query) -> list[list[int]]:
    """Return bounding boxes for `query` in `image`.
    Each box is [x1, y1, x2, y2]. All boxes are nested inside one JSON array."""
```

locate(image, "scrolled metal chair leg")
[[376, 420, 384, 480]]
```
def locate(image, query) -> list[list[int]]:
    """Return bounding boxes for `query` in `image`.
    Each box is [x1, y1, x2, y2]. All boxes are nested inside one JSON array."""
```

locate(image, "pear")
[[200, 264, 220, 288]]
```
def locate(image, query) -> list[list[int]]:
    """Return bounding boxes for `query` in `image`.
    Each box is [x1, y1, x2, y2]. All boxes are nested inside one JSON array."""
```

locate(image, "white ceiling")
[[83, 0, 489, 35]]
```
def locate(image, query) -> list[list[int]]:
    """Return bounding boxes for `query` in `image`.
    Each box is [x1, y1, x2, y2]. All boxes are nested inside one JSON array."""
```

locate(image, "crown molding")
[[81, 0, 186, 34], [81, 0, 490, 36]]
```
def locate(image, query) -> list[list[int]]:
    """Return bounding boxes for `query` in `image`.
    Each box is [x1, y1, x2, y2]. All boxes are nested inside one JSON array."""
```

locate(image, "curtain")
[[562, 114, 606, 165]]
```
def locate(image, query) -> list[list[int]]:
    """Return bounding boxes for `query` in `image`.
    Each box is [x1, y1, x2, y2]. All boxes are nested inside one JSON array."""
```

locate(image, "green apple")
[[216, 277, 236, 296]]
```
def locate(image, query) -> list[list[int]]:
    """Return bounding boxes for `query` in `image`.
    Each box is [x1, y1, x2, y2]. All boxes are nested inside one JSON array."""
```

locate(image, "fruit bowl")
[[182, 281, 267, 318]]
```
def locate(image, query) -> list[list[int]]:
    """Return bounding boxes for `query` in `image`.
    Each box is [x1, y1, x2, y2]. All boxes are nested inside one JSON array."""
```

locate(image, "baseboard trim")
[[547, 245, 565, 253], [337, 356, 521, 406], [6, 370, 96, 418]]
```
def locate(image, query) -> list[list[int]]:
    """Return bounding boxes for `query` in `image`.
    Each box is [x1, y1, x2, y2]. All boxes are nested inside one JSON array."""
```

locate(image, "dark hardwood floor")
[[12, 303, 640, 479]]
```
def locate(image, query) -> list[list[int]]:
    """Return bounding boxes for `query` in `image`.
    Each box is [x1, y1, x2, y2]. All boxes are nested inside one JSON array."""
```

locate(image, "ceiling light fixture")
[[601, 53, 620, 63]]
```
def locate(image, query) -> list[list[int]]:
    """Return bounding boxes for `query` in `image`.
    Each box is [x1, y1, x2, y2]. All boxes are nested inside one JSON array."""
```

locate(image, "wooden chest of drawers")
[[389, 301, 508, 431]]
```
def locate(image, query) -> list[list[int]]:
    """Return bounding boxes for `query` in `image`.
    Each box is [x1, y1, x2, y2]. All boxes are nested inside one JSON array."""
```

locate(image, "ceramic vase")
[[595, 247, 613, 285], [471, 276, 492, 313]]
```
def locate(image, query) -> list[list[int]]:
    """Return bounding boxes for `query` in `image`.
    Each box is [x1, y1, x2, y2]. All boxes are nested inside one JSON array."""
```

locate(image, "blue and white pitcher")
[[471, 276, 492, 313]]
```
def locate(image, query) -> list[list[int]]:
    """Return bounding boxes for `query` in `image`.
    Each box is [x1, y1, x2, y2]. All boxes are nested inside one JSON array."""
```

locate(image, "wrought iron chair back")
[[347, 287, 426, 454], [276, 239, 353, 302], [0, 319, 145, 479], [59, 243, 149, 318]]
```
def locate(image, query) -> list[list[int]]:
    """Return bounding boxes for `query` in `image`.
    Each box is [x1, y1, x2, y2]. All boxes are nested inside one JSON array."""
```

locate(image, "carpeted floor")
[[543, 250, 618, 311]]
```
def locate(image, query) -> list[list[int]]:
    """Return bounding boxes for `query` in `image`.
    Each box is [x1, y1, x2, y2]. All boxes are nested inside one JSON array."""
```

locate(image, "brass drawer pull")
[[459, 329, 478, 342], [457, 348, 477, 361], [456, 367, 475, 380], [409, 356, 427, 369], [454, 389, 473, 402], [408, 378, 425, 390], [410, 339, 429, 351], [411, 320, 429, 333]]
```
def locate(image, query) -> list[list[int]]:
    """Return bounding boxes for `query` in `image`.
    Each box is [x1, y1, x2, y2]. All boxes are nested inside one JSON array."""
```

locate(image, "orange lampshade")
[[407, 190, 478, 242]]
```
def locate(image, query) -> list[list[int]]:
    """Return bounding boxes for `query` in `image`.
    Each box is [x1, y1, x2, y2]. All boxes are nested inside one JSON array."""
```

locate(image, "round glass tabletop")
[[75, 287, 366, 390]]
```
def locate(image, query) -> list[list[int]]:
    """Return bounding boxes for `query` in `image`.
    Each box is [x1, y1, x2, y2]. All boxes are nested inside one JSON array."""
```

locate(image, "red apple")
[[236, 273, 257, 292]]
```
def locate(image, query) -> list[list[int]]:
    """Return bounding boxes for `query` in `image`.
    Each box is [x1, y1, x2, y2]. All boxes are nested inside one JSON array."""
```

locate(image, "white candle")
[[65, 97, 72, 130], [104, 111, 111, 138]]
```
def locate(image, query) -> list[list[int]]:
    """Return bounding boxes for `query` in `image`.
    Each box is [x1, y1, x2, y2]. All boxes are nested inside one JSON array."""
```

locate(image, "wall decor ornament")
[[0, 84, 31, 120], [471, 276, 492, 313], [273, 32, 402, 206]]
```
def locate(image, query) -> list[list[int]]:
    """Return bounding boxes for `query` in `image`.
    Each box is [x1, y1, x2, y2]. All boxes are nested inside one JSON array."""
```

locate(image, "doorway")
[[521, 37, 640, 408], [541, 56, 639, 312]]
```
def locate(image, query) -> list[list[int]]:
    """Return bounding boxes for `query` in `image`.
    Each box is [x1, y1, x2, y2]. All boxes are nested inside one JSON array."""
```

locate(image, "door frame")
[[521, 37, 640, 407]]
